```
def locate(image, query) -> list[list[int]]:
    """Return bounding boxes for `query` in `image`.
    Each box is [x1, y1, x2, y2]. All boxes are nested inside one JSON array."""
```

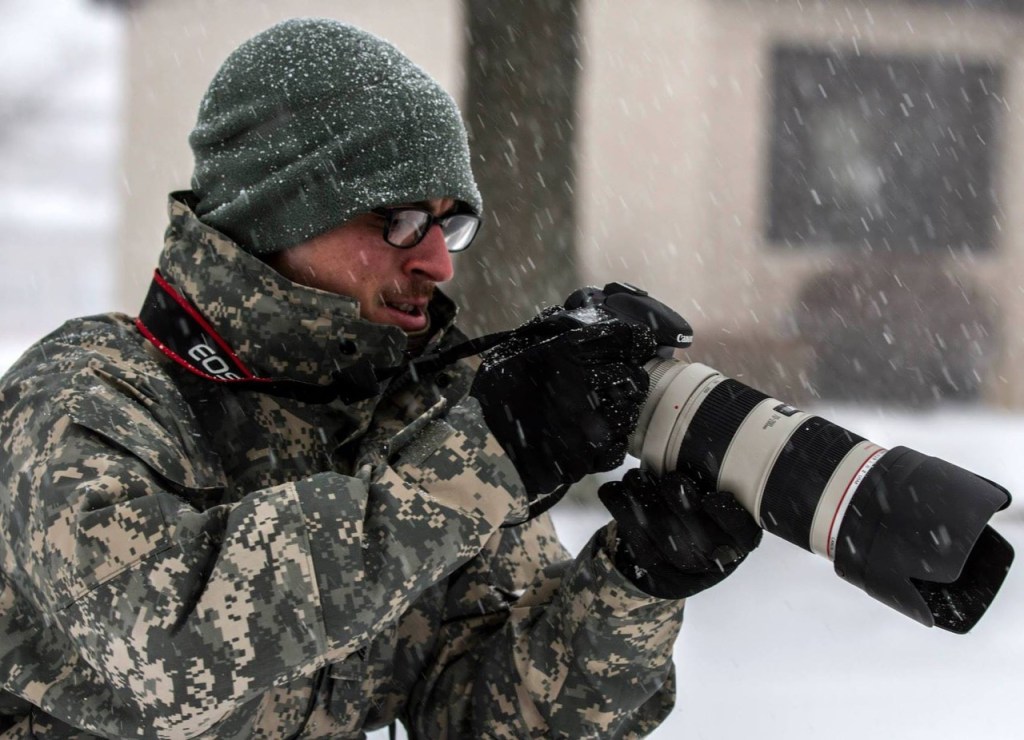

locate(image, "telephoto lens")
[[629, 359, 1014, 633]]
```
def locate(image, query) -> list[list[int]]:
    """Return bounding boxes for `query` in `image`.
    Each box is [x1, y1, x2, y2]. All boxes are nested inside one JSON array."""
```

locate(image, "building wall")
[[120, 0, 1024, 407], [577, 0, 1024, 406]]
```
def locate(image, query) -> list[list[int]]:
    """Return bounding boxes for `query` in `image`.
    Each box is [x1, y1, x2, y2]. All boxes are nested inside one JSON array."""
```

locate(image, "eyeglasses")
[[372, 206, 481, 253]]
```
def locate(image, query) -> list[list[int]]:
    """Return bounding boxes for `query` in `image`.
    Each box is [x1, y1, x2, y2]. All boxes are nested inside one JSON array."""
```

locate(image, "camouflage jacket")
[[0, 194, 683, 739]]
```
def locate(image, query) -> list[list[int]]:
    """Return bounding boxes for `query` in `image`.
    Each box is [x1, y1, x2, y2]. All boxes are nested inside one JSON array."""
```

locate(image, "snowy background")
[[1, 1, 1021, 738], [557, 405, 1024, 740], [0, 0, 119, 366]]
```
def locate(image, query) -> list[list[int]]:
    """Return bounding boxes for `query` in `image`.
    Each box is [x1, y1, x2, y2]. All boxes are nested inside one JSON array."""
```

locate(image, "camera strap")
[[136, 271, 594, 525], [135, 270, 512, 405]]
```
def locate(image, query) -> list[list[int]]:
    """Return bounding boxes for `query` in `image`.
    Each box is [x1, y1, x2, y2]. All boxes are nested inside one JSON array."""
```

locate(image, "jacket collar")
[[156, 192, 459, 388]]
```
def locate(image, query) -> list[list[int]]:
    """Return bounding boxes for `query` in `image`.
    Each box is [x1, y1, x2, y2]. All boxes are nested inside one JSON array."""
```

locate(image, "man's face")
[[266, 198, 456, 333]]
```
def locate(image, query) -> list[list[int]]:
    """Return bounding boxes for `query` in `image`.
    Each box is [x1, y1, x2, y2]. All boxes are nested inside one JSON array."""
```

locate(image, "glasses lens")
[[387, 210, 431, 248], [441, 214, 481, 253]]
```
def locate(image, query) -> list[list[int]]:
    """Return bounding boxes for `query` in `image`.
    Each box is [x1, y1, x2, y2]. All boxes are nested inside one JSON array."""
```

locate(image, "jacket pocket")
[[63, 367, 225, 493], [327, 624, 397, 734]]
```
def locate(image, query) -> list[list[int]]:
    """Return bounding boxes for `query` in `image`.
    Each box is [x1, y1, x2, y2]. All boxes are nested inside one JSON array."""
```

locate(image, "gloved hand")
[[470, 309, 655, 497], [598, 468, 762, 599]]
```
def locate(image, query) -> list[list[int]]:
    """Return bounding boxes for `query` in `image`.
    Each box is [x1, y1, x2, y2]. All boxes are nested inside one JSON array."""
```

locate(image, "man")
[[0, 19, 759, 738]]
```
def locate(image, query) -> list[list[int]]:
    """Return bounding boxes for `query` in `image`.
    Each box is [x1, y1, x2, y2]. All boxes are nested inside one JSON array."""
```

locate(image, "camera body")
[[558, 283, 1013, 634], [561, 281, 695, 356]]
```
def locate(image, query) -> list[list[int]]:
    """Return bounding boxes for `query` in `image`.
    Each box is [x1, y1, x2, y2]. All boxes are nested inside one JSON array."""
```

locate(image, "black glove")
[[598, 468, 762, 600], [470, 310, 655, 497]]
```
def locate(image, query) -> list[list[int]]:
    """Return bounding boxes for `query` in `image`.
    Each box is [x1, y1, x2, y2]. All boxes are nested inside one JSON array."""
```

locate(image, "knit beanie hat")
[[189, 18, 482, 254]]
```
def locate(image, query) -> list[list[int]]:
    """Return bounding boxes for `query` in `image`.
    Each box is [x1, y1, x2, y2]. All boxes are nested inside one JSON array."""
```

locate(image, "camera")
[[563, 282, 1014, 634]]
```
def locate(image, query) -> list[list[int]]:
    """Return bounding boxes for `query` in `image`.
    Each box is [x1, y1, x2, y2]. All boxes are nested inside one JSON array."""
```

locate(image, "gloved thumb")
[[700, 491, 763, 555]]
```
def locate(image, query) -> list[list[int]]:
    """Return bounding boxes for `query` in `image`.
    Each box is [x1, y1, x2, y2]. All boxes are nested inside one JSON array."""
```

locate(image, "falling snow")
[[2, 2, 1023, 740]]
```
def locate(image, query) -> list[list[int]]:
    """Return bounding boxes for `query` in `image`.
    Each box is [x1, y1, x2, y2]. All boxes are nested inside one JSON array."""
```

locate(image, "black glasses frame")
[[371, 206, 482, 253]]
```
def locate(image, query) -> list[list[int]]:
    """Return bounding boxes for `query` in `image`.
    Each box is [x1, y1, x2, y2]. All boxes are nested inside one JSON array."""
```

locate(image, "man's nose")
[[404, 224, 454, 283]]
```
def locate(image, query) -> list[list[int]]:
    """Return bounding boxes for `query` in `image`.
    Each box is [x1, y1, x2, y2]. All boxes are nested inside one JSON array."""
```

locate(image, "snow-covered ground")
[[3, 2, 1022, 739], [552, 406, 1024, 740]]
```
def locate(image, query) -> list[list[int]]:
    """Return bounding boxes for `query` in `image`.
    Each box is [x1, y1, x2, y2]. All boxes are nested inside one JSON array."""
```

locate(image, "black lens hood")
[[833, 446, 1014, 633]]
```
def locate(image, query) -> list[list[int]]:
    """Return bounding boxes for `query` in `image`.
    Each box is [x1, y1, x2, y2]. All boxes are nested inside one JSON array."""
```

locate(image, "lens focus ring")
[[677, 379, 769, 490]]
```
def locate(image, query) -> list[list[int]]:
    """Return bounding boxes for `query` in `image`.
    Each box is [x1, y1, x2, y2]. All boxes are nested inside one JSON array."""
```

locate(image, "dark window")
[[766, 46, 1003, 252]]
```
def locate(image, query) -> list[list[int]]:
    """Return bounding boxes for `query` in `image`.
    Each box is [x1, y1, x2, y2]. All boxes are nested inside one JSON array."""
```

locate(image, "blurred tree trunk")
[[453, 0, 582, 335]]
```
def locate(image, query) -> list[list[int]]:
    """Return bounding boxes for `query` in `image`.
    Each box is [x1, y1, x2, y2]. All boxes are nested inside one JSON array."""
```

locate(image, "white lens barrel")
[[811, 443, 887, 558], [717, 396, 812, 526], [630, 358, 1014, 632], [631, 358, 887, 560], [631, 360, 721, 475]]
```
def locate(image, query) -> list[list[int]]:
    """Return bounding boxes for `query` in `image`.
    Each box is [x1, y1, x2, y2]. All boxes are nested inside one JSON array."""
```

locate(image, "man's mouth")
[[386, 301, 422, 316], [378, 285, 434, 330], [379, 295, 431, 331]]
